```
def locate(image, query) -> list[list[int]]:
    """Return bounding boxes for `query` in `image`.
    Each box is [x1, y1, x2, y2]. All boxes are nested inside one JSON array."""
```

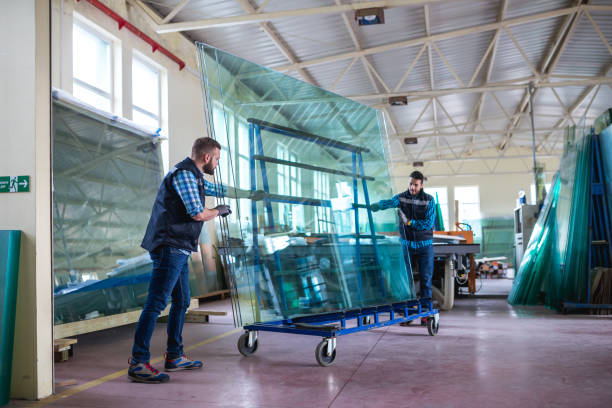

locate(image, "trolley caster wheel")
[[427, 316, 439, 336], [237, 332, 258, 356], [315, 339, 336, 367]]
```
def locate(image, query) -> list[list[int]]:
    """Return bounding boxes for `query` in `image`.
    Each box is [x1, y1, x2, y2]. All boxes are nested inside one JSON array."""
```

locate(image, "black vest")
[[141, 157, 206, 252], [398, 190, 434, 242]]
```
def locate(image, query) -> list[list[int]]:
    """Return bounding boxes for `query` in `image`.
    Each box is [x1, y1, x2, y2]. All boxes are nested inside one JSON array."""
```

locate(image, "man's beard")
[[203, 161, 215, 175]]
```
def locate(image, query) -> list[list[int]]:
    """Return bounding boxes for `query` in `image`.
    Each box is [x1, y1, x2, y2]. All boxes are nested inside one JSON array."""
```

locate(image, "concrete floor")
[[10, 279, 612, 408]]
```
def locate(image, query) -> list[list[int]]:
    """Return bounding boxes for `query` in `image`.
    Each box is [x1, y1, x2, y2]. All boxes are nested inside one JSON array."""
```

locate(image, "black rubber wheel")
[[427, 317, 439, 336], [315, 340, 336, 367], [237, 332, 258, 356]]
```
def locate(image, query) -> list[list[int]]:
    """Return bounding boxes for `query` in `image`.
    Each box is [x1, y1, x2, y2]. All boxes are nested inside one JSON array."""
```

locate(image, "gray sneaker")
[[128, 359, 170, 383]]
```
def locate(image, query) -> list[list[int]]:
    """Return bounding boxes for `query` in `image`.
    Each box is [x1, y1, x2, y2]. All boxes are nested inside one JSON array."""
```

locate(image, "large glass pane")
[[52, 90, 219, 326], [196, 44, 416, 326]]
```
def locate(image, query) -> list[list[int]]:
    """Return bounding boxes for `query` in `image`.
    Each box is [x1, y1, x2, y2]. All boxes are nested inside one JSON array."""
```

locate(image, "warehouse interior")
[[1, 0, 612, 406]]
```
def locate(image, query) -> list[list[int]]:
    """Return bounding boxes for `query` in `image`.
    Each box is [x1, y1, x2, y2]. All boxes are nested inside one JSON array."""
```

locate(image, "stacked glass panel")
[[508, 109, 612, 308], [52, 91, 223, 325], [196, 44, 416, 326]]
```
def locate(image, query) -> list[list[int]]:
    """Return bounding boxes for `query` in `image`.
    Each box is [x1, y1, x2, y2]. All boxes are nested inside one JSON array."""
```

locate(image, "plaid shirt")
[[172, 170, 204, 217], [377, 194, 435, 249], [203, 179, 226, 197]]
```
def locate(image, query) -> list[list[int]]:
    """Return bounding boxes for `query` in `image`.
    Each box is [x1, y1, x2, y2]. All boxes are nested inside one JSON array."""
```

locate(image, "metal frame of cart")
[[235, 119, 439, 366], [238, 299, 439, 366]]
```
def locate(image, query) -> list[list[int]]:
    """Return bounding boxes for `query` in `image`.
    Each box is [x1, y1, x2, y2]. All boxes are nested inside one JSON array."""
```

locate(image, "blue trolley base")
[[238, 299, 440, 366]]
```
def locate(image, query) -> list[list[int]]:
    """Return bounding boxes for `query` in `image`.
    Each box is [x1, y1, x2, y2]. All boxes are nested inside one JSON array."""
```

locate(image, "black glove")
[[215, 204, 232, 217], [370, 203, 381, 212], [249, 190, 266, 201]]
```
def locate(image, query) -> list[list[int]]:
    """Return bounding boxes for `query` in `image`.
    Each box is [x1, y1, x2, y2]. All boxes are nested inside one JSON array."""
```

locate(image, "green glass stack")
[[509, 109, 612, 309], [0, 230, 21, 406]]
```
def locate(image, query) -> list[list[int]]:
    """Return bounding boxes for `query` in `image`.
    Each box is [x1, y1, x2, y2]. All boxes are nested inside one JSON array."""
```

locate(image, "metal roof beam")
[[157, 0, 454, 33], [266, 4, 611, 72], [390, 153, 561, 164], [499, 1, 584, 150], [161, 0, 190, 24], [395, 126, 567, 139], [344, 76, 612, 100], [423, 5, 440, 158]]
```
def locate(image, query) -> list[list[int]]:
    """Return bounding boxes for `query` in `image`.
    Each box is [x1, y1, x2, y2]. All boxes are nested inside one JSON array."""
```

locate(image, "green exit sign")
[[0, 176, 30, 193]]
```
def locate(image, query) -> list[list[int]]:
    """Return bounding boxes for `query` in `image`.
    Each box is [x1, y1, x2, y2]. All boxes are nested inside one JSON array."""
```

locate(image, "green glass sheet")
[[196, 43, 416, 326], [52, 92, 223, 325], [509, 109, 612, 309], [0, 230, 21, 406]]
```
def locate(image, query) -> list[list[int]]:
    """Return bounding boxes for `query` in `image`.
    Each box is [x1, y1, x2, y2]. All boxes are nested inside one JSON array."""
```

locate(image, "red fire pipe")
[[79, 0, 186, 70]]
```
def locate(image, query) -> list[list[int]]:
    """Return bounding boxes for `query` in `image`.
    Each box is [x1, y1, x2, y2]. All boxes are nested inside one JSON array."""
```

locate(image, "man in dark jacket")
[[371, 171, 435, 304], [128, 137, 231, 383]]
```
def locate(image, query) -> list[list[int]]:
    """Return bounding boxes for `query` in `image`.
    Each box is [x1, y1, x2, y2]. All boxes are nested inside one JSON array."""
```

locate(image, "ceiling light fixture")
[[355, 8, 385, 26]]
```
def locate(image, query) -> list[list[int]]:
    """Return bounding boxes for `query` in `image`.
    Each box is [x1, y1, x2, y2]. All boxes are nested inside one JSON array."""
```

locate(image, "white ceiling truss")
[[137, 0, 612, 174]]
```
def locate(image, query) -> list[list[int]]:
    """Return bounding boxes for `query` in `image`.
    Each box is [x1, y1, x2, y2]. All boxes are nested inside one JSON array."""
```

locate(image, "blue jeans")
[[132, 245, 190, 363], [402, 244, 434, 299]]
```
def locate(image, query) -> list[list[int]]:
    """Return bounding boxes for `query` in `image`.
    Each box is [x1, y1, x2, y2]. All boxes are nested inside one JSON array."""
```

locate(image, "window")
[[530, 183, 551, 204], [425, 186, 449, 230], [132, 55, 161, 130], [454, 186, 481, 224], [314, 172, 331, 233], [72, 19, 114, 112]]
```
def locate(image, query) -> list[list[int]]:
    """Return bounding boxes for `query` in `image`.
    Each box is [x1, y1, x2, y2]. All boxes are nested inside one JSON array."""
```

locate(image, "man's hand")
[[249, 190, 266, 201], [215, 204, 232, 217], [370, 203, 381, 212]]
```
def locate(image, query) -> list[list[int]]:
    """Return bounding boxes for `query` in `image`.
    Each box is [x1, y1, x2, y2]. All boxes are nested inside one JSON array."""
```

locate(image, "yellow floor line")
[[27, 327, 242, 408]]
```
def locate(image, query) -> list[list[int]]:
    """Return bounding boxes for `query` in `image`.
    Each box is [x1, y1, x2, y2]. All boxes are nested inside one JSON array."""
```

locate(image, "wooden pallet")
[[54, 338, 77, 362]]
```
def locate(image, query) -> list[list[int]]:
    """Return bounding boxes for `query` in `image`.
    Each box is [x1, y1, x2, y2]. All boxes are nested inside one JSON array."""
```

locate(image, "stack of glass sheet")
[[196, 44, 416, 326], [52, 90, 223, 325], [509, 109, 612, 309]]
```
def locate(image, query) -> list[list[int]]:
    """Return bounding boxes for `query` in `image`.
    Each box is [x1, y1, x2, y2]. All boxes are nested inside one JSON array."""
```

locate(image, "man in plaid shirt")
[[129, 137, 231, 383]]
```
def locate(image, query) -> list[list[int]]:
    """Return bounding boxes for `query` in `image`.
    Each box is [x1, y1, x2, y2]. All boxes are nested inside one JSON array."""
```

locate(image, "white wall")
[[0, 0, 53, 399]]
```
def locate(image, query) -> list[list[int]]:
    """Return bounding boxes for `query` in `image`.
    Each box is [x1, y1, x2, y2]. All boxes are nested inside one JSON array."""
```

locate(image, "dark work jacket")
[[141, 157, 206, 252], [398, 190, 434, 242]]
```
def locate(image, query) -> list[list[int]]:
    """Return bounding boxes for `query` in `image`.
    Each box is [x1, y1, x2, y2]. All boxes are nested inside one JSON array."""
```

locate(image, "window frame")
[[72, 15, 117, 113], [131, 52, 163, 129]]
